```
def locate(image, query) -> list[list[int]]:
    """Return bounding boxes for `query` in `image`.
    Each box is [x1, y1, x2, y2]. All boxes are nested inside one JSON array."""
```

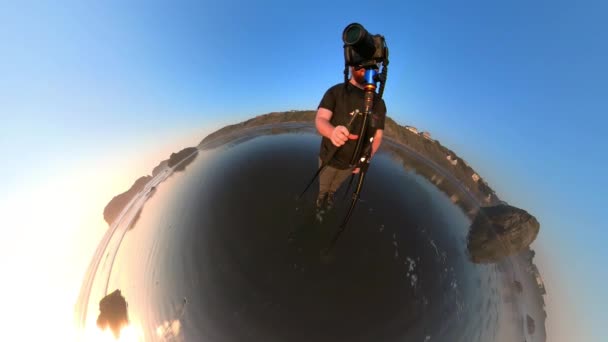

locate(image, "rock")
[[152, 160, 169, 177], [102, 147, 199, 228], [466, 204, 540, 263], [167, 147, 198, 168], [96, 289, 129, 338], [103, 175, 152, 226]]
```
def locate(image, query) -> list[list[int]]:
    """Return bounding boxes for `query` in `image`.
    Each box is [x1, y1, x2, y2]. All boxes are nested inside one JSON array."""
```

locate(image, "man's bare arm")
[[371, 129, 384, 158], [315, 107, 335, 139], [316, 107, 353, 147]]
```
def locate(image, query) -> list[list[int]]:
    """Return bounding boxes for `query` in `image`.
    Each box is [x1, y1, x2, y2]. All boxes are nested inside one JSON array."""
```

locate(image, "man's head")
[[349, 65, 380, 86]]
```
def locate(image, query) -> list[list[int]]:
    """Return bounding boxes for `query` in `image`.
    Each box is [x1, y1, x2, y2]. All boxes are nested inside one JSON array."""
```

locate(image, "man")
[[315, 65, 387, 210]]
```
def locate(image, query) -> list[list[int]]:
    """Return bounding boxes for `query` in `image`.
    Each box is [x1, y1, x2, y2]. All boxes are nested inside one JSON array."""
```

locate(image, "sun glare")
[[82, 321, 143, 342]]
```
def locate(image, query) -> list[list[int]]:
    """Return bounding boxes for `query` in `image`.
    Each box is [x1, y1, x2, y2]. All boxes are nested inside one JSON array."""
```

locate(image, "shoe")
[[316, 193, 327, 209], [326, 192, 335, 210]]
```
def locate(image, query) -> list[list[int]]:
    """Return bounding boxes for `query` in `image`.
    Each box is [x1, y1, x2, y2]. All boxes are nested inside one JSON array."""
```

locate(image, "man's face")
[[351, 65, 379, 85], [351, 67, 366, 84]]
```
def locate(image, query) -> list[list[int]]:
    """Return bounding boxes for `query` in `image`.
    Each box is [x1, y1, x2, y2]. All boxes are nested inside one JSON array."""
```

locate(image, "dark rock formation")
[[467, 204, 540, 264], [152, 160, 169, 177], [167, 147, 198, 168], [96, 289, 129, 338], [103, 175, 152, 226], [103, 148, 198, 227]]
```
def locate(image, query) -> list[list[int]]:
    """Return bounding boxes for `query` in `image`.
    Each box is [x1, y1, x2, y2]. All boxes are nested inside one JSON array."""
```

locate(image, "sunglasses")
[[354, 65, 380, 71]]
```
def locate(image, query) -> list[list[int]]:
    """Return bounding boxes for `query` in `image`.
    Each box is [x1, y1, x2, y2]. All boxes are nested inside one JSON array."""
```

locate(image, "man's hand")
[[331, 125, 359, 147], [352, 167, 360, 174]]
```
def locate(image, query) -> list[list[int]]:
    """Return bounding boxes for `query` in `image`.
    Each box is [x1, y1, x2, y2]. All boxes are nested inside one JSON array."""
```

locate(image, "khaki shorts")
[[318, 157, 354, 195]]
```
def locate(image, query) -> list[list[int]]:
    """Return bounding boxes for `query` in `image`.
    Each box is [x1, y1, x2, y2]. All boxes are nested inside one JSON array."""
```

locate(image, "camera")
[[342, 23, 389, 69]]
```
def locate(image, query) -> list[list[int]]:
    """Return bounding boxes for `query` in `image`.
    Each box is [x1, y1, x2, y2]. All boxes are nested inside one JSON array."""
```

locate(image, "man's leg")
[[317, 157, 337, 208], [329, 167, 354, 194], [322, 167, 353, 209], [317, 158, 356, 209]]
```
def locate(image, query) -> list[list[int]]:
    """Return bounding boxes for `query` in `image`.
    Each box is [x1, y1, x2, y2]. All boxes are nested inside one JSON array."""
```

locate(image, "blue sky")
[[1, 0, 606, 340]]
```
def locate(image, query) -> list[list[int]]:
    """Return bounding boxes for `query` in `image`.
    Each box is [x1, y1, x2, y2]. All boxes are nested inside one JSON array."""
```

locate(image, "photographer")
[[315, 64, 387, 210]]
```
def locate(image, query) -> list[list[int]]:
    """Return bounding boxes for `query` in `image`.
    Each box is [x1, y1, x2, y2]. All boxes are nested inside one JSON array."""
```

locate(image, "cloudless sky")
[[1, 0, 606, 340]]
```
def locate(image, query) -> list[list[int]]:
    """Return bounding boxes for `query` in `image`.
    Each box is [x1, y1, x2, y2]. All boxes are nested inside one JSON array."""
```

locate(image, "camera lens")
[[342, 23, 376, 60], [343, 23, 364, 45]]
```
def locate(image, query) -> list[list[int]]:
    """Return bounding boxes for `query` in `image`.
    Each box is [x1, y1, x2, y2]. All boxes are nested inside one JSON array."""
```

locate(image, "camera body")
[[342, 23, 389, 69]]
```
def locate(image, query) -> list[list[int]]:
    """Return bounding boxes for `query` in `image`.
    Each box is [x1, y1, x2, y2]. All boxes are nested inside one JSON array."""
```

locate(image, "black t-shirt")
[[318, 82, 387, 169]]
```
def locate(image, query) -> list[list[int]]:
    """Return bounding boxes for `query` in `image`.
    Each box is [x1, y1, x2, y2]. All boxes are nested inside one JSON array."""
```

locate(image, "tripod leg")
[[298, 163, 327, 200], [327, 169, 368, 251], [341, 174, 355, 200]]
